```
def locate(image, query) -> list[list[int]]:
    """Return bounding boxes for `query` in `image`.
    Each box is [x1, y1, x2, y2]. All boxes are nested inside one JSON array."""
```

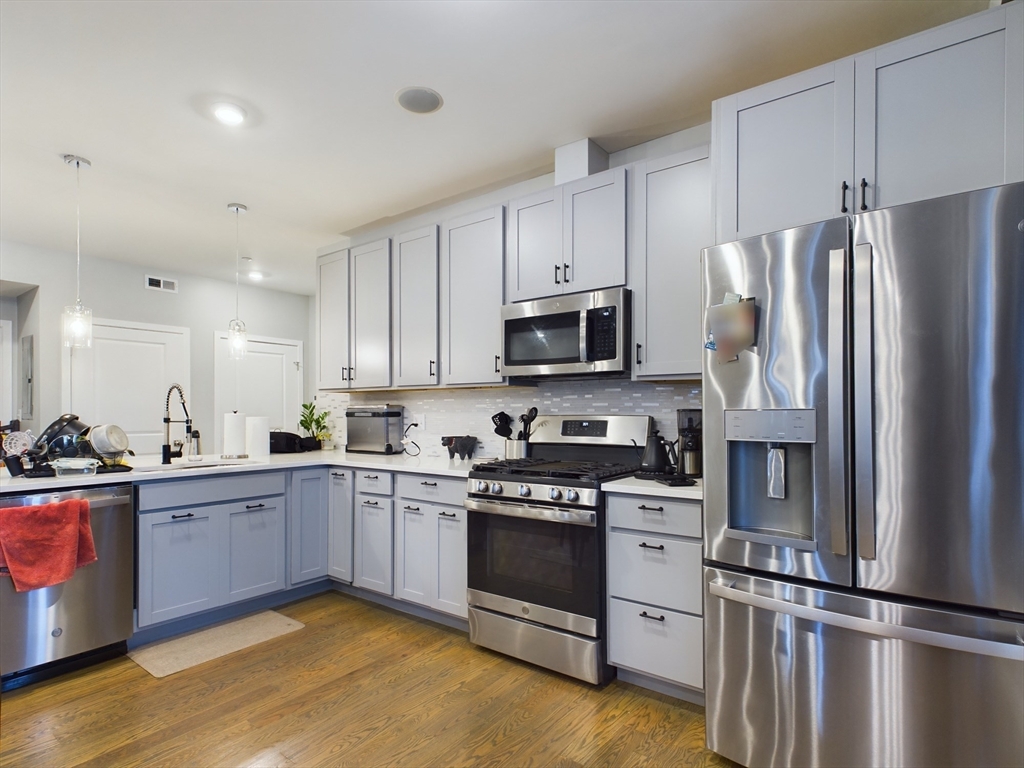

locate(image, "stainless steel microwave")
[[500, 288, 631, 377]]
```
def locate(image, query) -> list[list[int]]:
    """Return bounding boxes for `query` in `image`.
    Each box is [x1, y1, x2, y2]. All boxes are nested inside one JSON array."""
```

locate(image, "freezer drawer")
[[704, 566, 1024, 768]]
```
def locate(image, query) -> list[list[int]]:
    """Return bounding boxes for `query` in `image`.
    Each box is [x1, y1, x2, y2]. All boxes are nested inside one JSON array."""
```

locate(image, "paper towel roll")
[[245, 416, 270, 459], [223, 412, 248, 458]]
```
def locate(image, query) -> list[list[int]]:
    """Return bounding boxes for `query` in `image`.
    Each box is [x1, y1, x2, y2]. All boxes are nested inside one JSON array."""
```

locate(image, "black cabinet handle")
[[563, 263, 570, 282], [364, 500, 379, 506], [341, 366, 347, 382], [420, 481, 437, 487], [494, 355, 500, 374], [841, 181, 849, 213], [364, 474, 379, 480], [636, 343, 642, 366], [331, 472, 345, 478], [639, 611, 666, 622], [245, 503, 265, 509], [860, 178, 868, 211], [639, 542, 665, 551], [404, 505, 421, 512], [554, 264, 561, 284], [439, 511, 457, 518], [170, 512, 194, 520], [638, 505, 664, 512], [429, 359, 435, 377]]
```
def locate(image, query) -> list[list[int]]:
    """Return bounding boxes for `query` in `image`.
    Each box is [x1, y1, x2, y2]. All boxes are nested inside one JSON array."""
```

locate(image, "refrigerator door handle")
[[827, 247, 848, 556], [853, 242, 876, 559], [708, 579, 1024, 661]]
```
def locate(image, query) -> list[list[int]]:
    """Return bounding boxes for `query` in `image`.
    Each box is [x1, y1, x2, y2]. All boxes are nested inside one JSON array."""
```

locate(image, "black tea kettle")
[[639, 430, 677, 474]]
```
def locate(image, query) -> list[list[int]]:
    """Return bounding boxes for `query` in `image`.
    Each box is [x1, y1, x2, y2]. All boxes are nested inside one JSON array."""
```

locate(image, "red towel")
[[0, 499, 97, 592]]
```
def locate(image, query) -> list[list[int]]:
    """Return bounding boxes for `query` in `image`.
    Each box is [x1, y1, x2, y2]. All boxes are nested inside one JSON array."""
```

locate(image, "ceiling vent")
[[145, 275, 178, 293]]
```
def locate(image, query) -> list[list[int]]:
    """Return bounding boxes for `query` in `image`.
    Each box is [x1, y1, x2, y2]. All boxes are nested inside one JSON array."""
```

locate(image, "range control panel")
[[724, 409, 817, 443], [561, 420, 608, 438]]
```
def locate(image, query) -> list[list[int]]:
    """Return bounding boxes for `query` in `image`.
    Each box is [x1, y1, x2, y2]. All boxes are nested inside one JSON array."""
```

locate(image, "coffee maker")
[[677, 409, 702, 477]]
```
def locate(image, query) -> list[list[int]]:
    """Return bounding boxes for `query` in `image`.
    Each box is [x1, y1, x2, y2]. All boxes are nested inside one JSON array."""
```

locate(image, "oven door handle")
[[463, 497, 597, 527]]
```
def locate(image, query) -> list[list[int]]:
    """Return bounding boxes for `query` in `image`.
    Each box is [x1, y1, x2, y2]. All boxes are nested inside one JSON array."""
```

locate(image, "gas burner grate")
[[472, 458, 638, 482]]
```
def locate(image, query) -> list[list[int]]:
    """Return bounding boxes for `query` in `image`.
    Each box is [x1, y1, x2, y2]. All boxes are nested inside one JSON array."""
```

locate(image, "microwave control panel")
[[587, 306, 618, 361]]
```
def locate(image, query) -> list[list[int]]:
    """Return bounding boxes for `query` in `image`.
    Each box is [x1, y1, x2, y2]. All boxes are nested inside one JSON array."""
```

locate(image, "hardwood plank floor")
[[0, 592, 736, 768]]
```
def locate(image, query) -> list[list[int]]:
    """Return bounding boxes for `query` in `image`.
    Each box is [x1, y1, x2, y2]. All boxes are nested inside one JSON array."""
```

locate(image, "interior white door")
[[63, 319, 190, 455], [213, 333, 302, 453], [0, 319, 13, 423]]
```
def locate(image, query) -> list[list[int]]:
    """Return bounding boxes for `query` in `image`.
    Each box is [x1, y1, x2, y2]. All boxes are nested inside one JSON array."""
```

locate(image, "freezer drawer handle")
[[638, 542, 665, 551], [170, 512, 194, 520], [639, 611, 665, 622], [708, 580, 1024, 662]]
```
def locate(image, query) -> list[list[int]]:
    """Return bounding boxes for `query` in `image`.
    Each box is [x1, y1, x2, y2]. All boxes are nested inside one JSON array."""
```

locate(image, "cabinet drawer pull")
[[554, 264, 561, 285], [170, 512, 194, 520], [438, 511, 457, 518], [638, 505, 664, 512], [840, 181, 849, 214], [364, 500, 380, 506], [636, 342, 642, 366], [245, 503, 265, 509], [639, 611, 666, 622], [331, 472, 346, 478], [639, 542, 665, 551], [364, 474, 379, 480], [859, 178, 868, 211], [404, 505, 421, 513], [420, 481, 438, 487]]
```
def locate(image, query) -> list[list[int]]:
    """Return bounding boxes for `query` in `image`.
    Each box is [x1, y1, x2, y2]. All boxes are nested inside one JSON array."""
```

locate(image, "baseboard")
[[616, 667, 705, 706], [331, 582, 470, 633]]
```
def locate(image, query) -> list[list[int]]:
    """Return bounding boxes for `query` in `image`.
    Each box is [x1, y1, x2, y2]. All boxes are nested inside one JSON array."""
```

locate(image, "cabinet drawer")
[[607, 493, 701, 538], [608, 597, 703, 690], [355, 470, 393, 496], [139, 472, 286, 511], [396, 474, 465, 506], [608, 531, 702, 615]]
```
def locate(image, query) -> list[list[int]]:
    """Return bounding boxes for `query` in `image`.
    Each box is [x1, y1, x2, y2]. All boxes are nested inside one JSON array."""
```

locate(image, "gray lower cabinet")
[[327, 469, 354, 582], [433, 504, 467, 617], [289, 469, 329, 585], [395, 500, 432, 604], [606, 492, 704, 690], [353, 494, 394, 595], [223, 497, 287, 603]]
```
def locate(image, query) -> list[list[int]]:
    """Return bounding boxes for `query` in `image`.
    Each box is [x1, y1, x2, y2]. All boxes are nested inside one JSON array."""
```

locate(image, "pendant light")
[[62, 155, 93, 348], [227, 203, 248, 359]]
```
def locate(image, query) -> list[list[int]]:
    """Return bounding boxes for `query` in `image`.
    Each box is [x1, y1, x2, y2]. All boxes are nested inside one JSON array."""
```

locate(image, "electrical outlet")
[[412, 413, 426, 430]]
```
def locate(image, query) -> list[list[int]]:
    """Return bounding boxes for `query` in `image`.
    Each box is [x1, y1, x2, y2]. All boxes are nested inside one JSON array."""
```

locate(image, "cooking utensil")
[[492, 411, 513, 438], [519, 407, 539, 440], [87, 424, 130, 457]]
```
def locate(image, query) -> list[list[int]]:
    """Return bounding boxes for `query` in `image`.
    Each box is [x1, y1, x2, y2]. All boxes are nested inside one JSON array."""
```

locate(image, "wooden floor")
[[0, 592, 735, 768]]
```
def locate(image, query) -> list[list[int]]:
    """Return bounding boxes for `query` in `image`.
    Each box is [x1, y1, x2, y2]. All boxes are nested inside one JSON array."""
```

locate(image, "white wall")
[[0, 240, 311, 445]]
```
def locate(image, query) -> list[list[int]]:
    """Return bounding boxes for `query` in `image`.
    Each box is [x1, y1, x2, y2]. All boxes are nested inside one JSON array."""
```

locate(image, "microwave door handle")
[[579, 310, 589, 363]]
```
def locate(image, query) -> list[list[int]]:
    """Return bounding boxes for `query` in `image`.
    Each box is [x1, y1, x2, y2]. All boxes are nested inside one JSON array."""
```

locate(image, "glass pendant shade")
[[62, 300, 93, 348], [228, 317, 247, 360]]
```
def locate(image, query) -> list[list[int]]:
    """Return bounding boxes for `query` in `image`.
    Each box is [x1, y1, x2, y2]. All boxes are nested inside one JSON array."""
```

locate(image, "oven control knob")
[[518, 485, 531, 497], [490, 482, 503, 495], [475, 480, 488, 493], [548, 487, 562, 501], [565, 489, 580, 503]]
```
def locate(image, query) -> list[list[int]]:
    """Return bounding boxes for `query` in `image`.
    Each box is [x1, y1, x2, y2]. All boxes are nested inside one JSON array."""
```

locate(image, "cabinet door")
[[563, 167, 626, 294], [354, 495, 394, 595], [633, 149, 712, 378], [442, 206, 505, 385], [854, 3, 1023, 211], [715, 59, 854, 243], [138, 507, 220, 627], [507, 187, 563, 302], [289, 469, 329, 585], [394, 226, 439, 387], [224, 497, 287, 604], [395, 501, 433, 606], [350, 238, 392, 389], [316, 249, 351, 389], [328, 469, 354, 582], [432, 505, 467, 618]]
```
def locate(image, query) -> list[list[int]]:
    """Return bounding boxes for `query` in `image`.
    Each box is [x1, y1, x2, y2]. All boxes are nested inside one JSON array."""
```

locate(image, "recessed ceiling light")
[[248, 271, 264, 281], [395, 87, 443, 115], [213, 103, 246, 126]]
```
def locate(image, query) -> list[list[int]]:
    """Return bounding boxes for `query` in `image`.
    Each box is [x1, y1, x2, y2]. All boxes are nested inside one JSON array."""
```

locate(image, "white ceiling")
[[0, 0, 986, 295]]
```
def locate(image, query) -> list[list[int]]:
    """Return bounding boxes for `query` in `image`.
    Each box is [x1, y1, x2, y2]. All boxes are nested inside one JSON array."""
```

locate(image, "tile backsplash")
[[316, 379, 701, 461]]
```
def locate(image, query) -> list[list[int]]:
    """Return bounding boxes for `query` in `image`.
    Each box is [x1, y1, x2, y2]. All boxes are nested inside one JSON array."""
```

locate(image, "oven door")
[[466, 498, 601, 637]]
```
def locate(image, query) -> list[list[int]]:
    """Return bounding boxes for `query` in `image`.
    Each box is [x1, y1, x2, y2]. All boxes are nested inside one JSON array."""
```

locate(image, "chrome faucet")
[[162, 383, 192, 464]]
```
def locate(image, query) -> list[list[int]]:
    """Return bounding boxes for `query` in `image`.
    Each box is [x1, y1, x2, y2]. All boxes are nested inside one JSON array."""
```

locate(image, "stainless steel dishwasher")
[[1, 485, 134, 685]]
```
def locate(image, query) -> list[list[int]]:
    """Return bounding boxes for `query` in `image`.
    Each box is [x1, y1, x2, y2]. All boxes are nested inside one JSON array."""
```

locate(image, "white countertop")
[[601, 476, 703, 501], [0, 450, 483, 495]]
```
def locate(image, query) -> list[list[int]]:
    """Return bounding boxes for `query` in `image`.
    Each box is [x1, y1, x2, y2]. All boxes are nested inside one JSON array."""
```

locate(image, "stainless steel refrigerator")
[[701, 182, 1024, 768]]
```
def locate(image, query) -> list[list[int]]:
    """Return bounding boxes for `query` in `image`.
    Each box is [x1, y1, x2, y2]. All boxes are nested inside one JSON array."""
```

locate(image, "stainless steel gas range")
[[463, 414, 652, 684]]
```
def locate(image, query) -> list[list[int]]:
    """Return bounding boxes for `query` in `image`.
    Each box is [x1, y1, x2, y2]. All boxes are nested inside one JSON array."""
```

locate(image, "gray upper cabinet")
[[854, 2, 1023, 211], [350, 238, 392, 389], [714, 2, 1022, 242], [714, 59, 854, 244], [327, 469, 354, 582], [316, 248, 351, 390], [506, 187, 563, 302], [289, 469, 329, 585], [393, 225, 439, 387], [442, 205, 505, 385], [223, 497, 287, 604], [632, 148, 713, 379], [562, 167, 627, 294]]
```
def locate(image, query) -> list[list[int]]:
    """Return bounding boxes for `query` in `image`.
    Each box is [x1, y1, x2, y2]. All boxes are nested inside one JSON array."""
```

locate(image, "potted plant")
[[298, 402, 331, 451]]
